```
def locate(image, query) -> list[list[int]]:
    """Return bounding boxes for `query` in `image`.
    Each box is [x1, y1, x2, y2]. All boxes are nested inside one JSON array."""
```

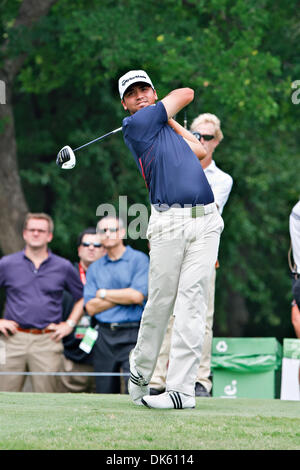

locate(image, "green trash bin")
[[211, 337, 282, 399]]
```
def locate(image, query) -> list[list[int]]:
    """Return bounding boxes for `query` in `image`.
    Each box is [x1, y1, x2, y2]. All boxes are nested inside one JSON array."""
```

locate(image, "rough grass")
[[0, 393, 299, 450]]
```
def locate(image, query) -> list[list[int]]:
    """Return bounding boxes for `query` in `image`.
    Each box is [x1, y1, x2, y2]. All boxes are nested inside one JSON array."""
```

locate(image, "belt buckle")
[[191, 205, 205, 218], [110, 323, 119, 331], [153, 203, 170, 212]]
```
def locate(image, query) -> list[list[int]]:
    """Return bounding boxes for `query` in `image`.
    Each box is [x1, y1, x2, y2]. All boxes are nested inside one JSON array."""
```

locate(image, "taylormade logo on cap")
[[119, 70, 154, 99]]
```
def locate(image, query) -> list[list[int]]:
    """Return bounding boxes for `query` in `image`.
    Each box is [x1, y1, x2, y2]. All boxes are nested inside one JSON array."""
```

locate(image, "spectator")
[[149, 113, 233, 397], [84, 216, 149, 394], [59, 228, 106, 393], [0, 319, 18, 337], [290, 200, 300, 338], [291, 302, 300, 338], [0, 212, 83, 392]]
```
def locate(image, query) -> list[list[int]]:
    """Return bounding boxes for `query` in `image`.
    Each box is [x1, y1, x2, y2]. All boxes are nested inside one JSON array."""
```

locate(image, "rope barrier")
[[0, 371, 130, 376]]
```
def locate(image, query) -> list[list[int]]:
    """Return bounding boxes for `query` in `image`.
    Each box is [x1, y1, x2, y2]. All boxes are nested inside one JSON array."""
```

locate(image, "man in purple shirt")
[[0, 212, 83, 392]]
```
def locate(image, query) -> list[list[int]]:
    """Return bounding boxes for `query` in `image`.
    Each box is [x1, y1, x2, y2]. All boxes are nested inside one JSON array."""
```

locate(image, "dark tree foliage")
[[1, 0, 300, 339]]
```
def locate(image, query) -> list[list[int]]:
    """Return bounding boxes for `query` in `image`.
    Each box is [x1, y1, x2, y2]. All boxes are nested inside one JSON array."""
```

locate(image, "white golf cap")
[[118, 70, 154, 99]]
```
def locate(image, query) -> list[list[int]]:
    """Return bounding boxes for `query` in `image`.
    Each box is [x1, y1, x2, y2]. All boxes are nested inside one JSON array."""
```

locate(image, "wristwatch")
[[99, 289, 107, 299], [66, 319, 76, 329]]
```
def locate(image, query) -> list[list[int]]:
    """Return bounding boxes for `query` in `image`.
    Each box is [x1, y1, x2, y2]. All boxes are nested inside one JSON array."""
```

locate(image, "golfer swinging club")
[[119, 70, 224, 409]]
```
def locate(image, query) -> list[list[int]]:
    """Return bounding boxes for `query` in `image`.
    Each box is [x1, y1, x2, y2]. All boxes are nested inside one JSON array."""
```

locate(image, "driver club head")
[[56, 145, 76, 169]]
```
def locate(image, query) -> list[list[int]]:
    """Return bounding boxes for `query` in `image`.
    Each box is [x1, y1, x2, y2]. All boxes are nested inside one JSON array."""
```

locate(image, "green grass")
[[0, 393, 299, 450]]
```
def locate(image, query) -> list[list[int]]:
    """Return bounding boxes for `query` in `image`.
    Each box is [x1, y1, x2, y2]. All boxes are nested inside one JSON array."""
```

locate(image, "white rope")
[[0, 371, 130, 376]]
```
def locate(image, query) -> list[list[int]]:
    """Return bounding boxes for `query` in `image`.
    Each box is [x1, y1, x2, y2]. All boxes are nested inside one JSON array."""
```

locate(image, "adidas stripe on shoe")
[[128, 374, 149, 406], [128, 357, 149, 406], [141, 391, 195, 409]]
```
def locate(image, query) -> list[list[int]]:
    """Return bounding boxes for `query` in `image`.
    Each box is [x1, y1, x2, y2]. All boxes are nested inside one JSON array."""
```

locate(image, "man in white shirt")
[[289, 200, 300, 338], [290, 201, 300, 276], [149, 113, 233, 397]]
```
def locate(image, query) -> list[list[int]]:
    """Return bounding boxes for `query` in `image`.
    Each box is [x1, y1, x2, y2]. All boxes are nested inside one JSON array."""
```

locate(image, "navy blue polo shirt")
[[0, 250, 83, 329], [84, 246, 149, 324], [122, 101, 214, 208]]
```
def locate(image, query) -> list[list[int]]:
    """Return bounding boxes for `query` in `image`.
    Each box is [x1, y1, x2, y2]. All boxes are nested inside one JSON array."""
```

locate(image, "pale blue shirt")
[[84, 246, 149, 323]]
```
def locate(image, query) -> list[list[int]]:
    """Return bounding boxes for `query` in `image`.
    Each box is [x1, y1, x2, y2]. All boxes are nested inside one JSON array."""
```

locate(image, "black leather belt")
[[99, 322, 140, 331]]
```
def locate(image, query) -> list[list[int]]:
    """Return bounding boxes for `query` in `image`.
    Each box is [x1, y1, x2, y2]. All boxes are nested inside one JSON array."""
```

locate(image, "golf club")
[[56, 126, 122, 169]]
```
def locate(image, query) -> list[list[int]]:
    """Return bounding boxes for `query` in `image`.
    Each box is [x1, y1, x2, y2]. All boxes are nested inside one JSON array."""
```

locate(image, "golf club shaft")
[[74, 127, 122, 152]]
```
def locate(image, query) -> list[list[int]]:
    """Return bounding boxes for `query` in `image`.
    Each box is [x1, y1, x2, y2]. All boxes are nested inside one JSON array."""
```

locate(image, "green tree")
[[0, 0, 58, 253], [1, 0, 300, 338]]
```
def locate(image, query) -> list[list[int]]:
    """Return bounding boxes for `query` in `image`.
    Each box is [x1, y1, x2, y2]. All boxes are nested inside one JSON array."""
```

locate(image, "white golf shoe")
[[128, 377, 149, 406], [128, 355, 149, 405], [141, 391, 196, 409]]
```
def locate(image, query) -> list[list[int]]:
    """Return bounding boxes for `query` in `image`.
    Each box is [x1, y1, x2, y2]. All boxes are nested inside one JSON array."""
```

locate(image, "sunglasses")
[[81, 242, 102, 248], [192, 132, 215, 141], [97, 227, 119, 234]]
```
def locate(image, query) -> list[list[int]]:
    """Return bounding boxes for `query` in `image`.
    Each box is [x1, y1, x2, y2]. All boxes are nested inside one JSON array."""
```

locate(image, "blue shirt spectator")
[[84, 245, 149, 324], [84, 216, 149, 394]]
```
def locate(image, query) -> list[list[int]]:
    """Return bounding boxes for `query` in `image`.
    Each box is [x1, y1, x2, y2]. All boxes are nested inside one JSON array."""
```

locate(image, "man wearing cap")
[[118, 70, 224, 409]]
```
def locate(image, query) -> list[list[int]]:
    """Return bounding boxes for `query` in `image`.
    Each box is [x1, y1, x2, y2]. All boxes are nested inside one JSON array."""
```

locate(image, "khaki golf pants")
[[0, 330, 63, 392], [58, 356, 96, 393], [150, 268, 216, 393], [131, 204, 223, 396]]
